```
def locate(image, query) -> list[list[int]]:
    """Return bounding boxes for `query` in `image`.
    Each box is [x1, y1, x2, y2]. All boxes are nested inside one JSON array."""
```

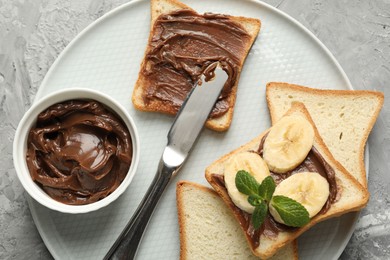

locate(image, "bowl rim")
[[13, 88, 140, 214]]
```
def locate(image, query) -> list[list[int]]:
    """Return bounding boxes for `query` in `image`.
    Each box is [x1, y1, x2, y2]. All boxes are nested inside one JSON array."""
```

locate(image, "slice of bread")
[[176, 181, 298, 260], [266, 82, 384, 187], [205, 102, 369, 259], [132, 0, 261, 131]]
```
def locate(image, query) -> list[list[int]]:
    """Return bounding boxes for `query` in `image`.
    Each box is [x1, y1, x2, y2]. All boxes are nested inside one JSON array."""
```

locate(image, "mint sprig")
[[270, 196, 310, 227], [258, 175, 275, 202], [235, 170, 259, 196], [252, 202, 268, 229], [235, 171, 309, 229]]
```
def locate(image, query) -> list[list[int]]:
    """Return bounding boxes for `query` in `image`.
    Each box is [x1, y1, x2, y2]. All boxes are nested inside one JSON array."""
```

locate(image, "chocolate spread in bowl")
[[26, 100, 132, 205], [142, 9, 251, 118], [210, 134, 339, 248]]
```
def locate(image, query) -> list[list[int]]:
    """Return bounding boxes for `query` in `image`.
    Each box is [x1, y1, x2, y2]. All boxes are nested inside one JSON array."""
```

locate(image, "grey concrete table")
[[0, 0, 389, 259]]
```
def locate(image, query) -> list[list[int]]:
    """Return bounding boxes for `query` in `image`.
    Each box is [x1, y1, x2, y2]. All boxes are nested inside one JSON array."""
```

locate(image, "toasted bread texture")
[[176, 181, 298, 260], [132, 0, 261, 131], [266, 82, 384, 187], [205, 103, 369, 259]]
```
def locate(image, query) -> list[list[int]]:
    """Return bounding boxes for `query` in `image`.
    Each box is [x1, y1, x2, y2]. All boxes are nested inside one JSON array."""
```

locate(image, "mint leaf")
[[252, 201, 268, 229], [271, 196, 310, 227], [235, 170, 259, 196], [258, 176, 275, 202], [248, 194, 262, 206]]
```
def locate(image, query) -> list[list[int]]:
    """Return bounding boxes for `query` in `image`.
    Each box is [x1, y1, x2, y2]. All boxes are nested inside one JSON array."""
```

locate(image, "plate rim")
[[27, 0, 366, 259]]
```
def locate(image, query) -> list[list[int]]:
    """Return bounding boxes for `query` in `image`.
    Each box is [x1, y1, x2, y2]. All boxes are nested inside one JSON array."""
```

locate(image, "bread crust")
[[266, 82, 384, 187], [132, 0, 261, 131], [205, 102, 369, 259], [176, 181, 190, 260]]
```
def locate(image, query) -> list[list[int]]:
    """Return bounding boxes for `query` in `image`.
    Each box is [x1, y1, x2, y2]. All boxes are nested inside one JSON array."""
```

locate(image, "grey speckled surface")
[[0, 0, 389, 259]]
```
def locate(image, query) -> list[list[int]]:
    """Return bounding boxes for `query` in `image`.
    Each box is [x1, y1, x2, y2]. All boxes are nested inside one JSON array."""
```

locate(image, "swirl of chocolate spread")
[[142, 9, 251, 118], [211, 133, 339, 249], [26, 100, 132, 205]]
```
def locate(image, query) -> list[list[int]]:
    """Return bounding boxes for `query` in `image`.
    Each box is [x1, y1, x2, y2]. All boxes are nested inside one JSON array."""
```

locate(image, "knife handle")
[[104, 160, 173, 260]]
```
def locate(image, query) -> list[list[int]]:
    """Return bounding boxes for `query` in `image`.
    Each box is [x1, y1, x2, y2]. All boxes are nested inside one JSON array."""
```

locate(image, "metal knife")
[[104, 63, 229, 260]]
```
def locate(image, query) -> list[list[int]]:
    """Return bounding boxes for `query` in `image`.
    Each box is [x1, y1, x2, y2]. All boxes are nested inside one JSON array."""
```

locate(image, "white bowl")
[[13, 88, 140, 214]]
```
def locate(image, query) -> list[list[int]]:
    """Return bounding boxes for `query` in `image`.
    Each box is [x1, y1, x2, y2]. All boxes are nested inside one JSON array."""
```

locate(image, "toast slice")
[[176, 181, 298, 259], [205, 102, 369, 259], [132, 0, 261, 131], [266, 82, 384, 187]]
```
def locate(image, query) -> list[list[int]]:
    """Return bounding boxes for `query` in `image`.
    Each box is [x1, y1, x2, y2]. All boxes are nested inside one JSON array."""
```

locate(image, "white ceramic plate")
[[27, 0, 362, 259]]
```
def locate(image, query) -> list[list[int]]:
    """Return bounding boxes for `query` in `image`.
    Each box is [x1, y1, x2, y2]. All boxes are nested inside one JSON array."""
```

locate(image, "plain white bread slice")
[[132, 0, 261, 131], [205, 102, 369, 259], [176, 181, 298, 260], [266, 82, 384, 187]]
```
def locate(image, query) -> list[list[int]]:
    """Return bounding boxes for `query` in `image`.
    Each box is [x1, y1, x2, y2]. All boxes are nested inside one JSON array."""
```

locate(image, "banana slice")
[[269, 172, 330, 224], [224, 152, 270, 214], [263, 115, 314, 174]]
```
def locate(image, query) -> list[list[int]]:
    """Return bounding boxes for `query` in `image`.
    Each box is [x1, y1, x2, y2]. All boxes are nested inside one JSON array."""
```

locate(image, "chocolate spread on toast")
[[141, 9, 251, 118], [211, 134, 338, 248]]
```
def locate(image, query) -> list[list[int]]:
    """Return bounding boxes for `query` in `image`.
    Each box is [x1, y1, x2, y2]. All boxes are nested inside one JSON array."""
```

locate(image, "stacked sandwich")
[[178, 84, 383, 259]]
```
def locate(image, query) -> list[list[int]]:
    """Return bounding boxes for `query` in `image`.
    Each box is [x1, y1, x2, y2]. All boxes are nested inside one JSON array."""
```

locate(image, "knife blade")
[[104, 63, 228, 260]]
